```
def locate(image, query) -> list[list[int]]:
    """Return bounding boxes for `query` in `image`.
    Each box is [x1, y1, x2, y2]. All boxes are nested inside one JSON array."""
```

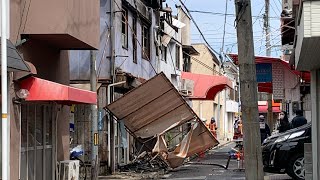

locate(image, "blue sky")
[[167, 0, 282, 58]]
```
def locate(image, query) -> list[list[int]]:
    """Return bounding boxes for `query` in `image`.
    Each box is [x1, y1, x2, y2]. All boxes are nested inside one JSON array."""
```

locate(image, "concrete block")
[[305, 163, 313, 174], [305, 152, 312, 163], [305, 173, 313, 180], [304, 143, 312, 152]]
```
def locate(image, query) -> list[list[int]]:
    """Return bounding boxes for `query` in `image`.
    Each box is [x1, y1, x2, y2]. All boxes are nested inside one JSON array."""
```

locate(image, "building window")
[[183, 56, 191, 72], [175, 45, 180, 69], [162, 46, 167, 62], [132, 18, 137, 63], [141, 23, 150, 60], [213, 64, 217, 74], [121, 8, 128, 49]]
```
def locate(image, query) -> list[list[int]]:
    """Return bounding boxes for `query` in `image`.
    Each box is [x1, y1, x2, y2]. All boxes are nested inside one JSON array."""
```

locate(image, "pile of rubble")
[[119, 151, 168, 173]]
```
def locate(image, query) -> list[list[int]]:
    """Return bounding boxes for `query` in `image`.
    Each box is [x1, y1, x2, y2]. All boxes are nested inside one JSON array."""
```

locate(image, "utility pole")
[[90, 50, 99, 179], [109, 0, 116, 173], [264, 0, 273, 129], [234, 0, 264, 179]]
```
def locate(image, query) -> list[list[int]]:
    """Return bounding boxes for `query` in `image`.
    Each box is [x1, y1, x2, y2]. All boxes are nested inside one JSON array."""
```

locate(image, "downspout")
[[107, 81, 125, 172], [1, 0, 9, 178]]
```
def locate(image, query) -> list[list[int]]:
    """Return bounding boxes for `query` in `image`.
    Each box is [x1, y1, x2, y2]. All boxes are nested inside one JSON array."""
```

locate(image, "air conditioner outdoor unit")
[[59, 160, 80, 180], [179, 79, 193, 96]]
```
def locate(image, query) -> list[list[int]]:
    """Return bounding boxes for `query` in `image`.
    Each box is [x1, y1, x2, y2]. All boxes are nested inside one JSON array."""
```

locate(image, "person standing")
[[209, 117, 217, 138], [277, 111, 291, 133], [291, 110, 307, 128], [259, 115, 271, 143]]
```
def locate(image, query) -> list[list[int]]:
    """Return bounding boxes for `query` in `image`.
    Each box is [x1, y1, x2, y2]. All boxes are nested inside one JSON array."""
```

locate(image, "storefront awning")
[[258, 106, 281, 113], [105, 72, 197, 138], [181, 72, 233, 100], [20, 76, 97, 104], [258, 100, 281, 113], [1, 40, 31, 72]]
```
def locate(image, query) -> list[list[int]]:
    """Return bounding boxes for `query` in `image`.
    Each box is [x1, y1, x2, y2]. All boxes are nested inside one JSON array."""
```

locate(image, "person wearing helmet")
[[259, 115, 271, 144], [209, 117, 217, 138]]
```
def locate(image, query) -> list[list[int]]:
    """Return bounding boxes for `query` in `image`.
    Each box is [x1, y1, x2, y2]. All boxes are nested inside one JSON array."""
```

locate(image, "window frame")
[[121, 8, 128, 49], [132, 17, 137, 63], [141, 23, 150, 60], [162, 46, 167, 63], [175, 45, 180, 69]]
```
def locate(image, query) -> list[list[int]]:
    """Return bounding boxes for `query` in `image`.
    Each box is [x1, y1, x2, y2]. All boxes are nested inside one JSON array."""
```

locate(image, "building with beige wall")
[[189, 43, 227, 139]]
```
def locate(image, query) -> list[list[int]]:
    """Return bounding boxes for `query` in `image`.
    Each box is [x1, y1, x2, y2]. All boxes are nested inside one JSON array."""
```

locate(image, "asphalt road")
[[161, 142, 292, 180]]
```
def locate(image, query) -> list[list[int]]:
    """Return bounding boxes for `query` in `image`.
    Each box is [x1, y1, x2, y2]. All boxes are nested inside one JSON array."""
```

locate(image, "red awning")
[[182, 72, 233, 100], [20, 77, 97, 104], [258, 106, 281, 113]]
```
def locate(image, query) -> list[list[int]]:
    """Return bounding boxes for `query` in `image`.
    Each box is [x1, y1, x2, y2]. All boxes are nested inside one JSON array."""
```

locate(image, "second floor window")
[[132, 18, 137, 63], [142, 24, 150, 60], [121, 8, 128, 49], [175, 45, 180, 69], [162, 46, 167, 63]]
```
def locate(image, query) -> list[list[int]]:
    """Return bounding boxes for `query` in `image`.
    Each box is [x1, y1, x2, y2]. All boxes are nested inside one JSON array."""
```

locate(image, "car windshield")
[[267, 122, 311, 140]]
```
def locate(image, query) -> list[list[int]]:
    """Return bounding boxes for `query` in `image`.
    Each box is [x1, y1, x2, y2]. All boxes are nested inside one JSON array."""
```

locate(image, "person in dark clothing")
[[277, 111, 291, 133], [291, 110, 307, 128], [259, 115, 271, 143]]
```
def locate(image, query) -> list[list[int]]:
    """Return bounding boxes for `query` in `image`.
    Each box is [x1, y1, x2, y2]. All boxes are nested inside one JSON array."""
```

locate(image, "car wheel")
[[287, 153, 305, 180]]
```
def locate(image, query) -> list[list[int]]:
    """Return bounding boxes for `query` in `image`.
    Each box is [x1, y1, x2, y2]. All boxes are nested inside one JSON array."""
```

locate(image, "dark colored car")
[[262, 122, 311, 180]]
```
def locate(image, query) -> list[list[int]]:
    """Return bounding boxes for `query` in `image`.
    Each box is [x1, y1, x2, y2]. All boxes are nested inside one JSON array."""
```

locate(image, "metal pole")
[[234, 0, 264, 179], [1, 0, 9, 178], [90, 50, 98, 179]]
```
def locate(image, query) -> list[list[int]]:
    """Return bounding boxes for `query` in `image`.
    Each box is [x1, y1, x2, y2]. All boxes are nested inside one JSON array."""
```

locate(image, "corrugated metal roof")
[[106, 72, 197, 138]]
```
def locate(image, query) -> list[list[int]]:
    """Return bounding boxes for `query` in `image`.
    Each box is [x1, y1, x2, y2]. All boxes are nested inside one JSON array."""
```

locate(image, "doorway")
[[20, 103, 55, 180]]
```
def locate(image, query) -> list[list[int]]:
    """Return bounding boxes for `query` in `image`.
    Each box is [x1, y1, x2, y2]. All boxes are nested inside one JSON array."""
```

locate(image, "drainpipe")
[[199, 101, 203, 120], [107, 81, 126, 172], [1, 0, 9, 178]]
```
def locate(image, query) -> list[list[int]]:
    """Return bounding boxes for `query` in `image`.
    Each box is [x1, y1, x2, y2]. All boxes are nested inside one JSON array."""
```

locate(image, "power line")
[[269, 2, 280, 17], [189, 10, 280, 19], [221, 0, 228, 54], [15, 0, 28, 44], [271, 0, 282, 14], [179, 0, 221, 62], [253, 5, 265, 25], [253, 19, 294, 45], [22, 0, 32, 34]]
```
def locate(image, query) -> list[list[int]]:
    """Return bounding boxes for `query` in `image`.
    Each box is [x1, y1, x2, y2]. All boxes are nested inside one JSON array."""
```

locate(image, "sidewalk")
[[99, 171, 165, 179]]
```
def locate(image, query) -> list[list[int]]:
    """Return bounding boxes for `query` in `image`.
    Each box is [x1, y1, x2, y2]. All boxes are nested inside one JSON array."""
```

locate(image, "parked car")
[[262, 122, 311, 180]]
